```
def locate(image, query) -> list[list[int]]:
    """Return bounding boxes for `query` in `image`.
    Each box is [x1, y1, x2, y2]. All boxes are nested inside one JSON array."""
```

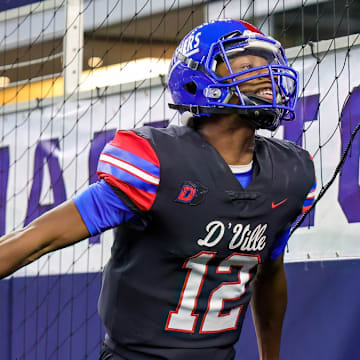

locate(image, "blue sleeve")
[[270, 228, 290, 260], [73, 179, 136, 236]]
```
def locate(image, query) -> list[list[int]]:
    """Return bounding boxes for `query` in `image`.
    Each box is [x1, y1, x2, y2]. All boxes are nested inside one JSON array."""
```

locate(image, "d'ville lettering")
[[197, 221, 267, 251]]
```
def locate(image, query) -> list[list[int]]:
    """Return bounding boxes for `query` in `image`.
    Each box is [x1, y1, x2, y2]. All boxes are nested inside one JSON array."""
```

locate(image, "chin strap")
[[169, 103, 251, 115], [168, 102, 282, 130]]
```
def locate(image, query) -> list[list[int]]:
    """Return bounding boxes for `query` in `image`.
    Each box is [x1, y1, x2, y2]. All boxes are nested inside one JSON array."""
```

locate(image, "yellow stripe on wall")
[[0, 76, 64, 105], [0, 58, 171, 106]]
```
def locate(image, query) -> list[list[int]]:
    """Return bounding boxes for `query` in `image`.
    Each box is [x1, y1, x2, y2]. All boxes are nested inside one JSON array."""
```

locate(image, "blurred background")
[[1, 0, 360, 102]]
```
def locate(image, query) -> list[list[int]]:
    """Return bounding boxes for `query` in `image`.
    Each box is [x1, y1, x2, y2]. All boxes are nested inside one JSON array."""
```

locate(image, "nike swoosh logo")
[[272, 198, 288, 209]]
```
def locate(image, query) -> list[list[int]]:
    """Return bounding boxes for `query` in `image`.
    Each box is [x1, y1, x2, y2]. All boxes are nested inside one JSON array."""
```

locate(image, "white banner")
[[1, 42, 360, 276], [283, 39, 360, 262]]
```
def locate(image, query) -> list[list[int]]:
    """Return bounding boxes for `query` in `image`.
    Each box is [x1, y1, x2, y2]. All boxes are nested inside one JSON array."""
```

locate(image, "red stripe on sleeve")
[[101, 174, 156, 211], [110, 131, 160, 167], [302, 205, 312, 214]]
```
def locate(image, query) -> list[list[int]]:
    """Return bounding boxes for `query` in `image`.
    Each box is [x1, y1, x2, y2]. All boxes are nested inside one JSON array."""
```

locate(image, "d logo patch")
[[174, 181, 208, 206]]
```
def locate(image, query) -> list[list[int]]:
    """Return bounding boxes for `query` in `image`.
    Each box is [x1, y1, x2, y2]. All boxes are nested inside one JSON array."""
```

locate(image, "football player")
[[0, 19, 315, 360]]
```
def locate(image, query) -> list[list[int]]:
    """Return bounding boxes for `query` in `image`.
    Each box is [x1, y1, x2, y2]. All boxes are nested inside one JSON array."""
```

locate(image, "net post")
[[63, 0, 84, 98]]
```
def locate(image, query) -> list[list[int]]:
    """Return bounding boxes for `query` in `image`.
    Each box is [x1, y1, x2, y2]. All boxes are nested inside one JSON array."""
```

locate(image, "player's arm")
[[250, 175, 317, 359], [0, 177, 140, 279], [250, 252, 287, 360], [0, 179, 138, 279], [0, 199, 90, 279], [0, 129, 159, 279]]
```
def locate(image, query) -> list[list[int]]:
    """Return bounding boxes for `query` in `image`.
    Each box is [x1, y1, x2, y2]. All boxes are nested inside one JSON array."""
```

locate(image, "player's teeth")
[[257, 88, 272, 96]]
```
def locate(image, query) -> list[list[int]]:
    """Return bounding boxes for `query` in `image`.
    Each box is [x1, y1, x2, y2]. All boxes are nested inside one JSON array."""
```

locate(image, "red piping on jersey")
[[302, 205, 312, 213]]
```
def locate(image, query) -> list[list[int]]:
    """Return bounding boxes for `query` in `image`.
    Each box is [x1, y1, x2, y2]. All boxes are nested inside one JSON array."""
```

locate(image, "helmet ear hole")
[[183, 81, 197, 95]]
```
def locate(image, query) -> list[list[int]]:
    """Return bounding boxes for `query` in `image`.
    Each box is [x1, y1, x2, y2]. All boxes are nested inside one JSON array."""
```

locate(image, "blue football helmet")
[[168, 19, 298, 130]]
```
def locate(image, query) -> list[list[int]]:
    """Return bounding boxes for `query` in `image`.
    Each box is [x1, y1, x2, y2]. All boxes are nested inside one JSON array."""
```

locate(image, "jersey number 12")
[[165, 251, 260, 333]]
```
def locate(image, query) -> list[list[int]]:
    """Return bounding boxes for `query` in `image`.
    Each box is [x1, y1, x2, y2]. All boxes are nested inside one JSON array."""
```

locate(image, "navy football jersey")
[[93, 125, 315, 359]]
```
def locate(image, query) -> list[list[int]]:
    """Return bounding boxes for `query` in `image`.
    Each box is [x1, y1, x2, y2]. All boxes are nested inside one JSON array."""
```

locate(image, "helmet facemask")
[[204, 35, 298, 130]]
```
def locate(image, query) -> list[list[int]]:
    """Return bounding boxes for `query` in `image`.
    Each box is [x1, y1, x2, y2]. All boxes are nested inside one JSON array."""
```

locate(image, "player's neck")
[[198, 115, 255, 166]]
